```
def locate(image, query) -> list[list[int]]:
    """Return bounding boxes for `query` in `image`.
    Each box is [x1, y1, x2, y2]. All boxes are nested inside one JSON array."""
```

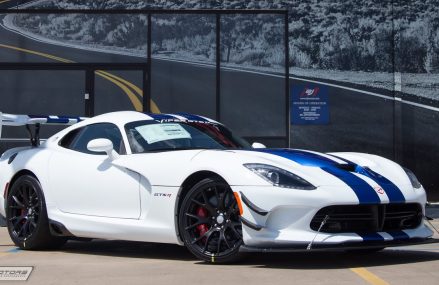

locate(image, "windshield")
[[125, 120, 251, 153]]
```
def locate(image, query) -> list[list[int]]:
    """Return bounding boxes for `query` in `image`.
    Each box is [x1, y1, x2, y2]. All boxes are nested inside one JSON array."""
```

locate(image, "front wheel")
[[178, 178, 243, 263], [6, 175, 67, 250]]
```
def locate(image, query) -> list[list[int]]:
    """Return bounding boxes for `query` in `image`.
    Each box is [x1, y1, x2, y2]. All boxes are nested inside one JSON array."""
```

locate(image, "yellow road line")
[[98, 70, 160, 113], [0, 252, 11, 257], [0, 43, 160, 112], [96, 71, 142, 111], [350, 268, 390, 285], [0, 44, 73, 63], [0, 0, 10, 5]]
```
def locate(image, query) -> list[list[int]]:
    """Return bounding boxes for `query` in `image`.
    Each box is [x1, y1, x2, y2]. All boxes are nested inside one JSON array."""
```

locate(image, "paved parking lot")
[[1, 222, 439, 285]]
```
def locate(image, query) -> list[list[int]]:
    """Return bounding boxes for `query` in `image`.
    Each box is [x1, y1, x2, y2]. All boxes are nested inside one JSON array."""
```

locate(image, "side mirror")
[[87, 138, 119, 160], [252, 142, 266, 149]]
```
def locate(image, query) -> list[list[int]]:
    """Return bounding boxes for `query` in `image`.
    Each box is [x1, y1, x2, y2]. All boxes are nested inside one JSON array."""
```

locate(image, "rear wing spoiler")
[[0, 112, 87, 146]]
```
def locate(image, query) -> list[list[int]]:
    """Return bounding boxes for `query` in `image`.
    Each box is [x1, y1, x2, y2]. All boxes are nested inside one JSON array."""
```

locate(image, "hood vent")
[[336, 163, 357, 172]]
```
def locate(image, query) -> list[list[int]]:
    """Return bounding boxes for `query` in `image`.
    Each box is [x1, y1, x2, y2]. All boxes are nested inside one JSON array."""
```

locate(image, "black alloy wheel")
[[179, 178, 243, 263], [6, 175, 66, 249], [8, 179, 40, 241]]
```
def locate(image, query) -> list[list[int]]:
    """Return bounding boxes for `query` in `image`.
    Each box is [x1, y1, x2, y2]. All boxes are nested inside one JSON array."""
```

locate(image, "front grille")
[[310, 203, 423, 233]]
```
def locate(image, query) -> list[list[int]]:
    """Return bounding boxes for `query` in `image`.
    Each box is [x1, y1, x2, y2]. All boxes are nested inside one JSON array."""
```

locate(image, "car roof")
[[45, 111, 223, 146], [80, 111, 221, 126]]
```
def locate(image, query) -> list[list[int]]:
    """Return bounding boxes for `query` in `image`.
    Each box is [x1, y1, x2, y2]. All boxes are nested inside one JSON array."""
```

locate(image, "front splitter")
[[240, 238, 439, 252]]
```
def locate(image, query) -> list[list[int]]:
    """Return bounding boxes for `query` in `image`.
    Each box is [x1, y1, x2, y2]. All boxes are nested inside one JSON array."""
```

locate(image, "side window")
[[59, 128, 81, 149], [60, 123, 125, 155]]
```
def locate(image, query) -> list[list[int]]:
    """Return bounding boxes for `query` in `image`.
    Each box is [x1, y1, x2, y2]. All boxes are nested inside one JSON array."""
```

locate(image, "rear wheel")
[[178, 178, 243, 263], [6, 175, 67, 250]]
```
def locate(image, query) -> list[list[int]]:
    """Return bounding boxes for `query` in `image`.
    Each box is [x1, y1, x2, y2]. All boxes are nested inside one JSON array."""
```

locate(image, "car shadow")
[[60, 239, 196, 261], [233, 249, 439, 269], [58, 240, 439, 269]]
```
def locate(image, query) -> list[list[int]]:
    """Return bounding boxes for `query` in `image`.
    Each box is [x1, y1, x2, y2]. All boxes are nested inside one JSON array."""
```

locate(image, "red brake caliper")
[[195, 207, 209, 241]]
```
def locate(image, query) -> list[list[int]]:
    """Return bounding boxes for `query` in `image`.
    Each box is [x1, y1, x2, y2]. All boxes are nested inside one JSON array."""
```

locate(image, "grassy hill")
[[29, 0, 439, 73]]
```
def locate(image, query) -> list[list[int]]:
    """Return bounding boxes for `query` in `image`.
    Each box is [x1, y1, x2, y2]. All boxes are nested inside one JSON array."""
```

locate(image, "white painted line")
[[290, 76, 394, 100], [400, 100, 439, 112], [145, 58, 439, 113], [0, 21, 136, 57], [1, 15, 438, 113]]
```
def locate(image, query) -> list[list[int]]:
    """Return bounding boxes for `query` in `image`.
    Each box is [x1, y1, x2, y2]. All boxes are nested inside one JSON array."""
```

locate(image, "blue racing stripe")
[[357, 233, 384, 241], [258, 149, 381, 204], [322, 166, 381, 204], [29, 115, 81, 124], [258, 149, 341, 168], [387, 231, 410, 240], [147, 113, 178, 121], [175, 113, 209, 122], [46, 117, 69, 124], [357, 167, 406, 203], [330, 154, 406, 203]]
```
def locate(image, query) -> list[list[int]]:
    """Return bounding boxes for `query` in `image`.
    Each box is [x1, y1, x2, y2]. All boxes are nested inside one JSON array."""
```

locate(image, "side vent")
[[8, 153, 18, 164]]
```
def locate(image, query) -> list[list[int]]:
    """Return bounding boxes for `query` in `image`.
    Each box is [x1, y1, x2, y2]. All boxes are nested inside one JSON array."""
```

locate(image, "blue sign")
[[291, 84, 329, 125]]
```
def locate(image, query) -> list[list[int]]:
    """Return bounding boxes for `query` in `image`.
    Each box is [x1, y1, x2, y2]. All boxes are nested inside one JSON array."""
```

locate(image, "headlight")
[[244, 163, 316, 190], [403, 167, 422, 189]]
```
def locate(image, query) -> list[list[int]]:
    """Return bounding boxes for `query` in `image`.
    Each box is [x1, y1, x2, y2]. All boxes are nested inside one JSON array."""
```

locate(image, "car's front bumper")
[[232, 185, 432, 248]]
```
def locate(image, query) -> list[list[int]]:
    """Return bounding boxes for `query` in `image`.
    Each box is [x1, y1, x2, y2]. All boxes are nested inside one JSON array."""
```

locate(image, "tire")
[[178, 178, 243, 263], [6, 175, 67, 250]]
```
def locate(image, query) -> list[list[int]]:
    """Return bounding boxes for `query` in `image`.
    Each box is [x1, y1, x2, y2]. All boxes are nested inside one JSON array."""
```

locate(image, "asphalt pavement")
[[0, 224, 439, 285]]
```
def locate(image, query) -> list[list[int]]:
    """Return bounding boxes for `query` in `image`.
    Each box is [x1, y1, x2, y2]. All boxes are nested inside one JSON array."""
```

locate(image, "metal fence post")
[[216, 13, 221, 121], [145, 13, 152, 113], [284, 11, 290, 148], [85, 68, 95, 117]]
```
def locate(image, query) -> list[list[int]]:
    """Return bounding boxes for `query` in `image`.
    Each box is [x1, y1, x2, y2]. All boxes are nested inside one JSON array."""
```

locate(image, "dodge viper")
[[0, 111, 436, 263]]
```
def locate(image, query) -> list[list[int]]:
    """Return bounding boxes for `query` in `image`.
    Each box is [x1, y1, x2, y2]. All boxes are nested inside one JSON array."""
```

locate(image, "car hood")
[[233, 148, 411, 186], [112, 148, 413, 196], [196, 148, 413, 193]]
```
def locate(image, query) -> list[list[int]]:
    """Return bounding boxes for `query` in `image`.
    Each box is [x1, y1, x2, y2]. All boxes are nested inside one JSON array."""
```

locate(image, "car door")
[[49, 123, 141, 219]]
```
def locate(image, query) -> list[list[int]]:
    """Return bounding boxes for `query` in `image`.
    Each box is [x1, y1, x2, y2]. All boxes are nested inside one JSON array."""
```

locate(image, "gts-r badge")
[[154, 193, 172, 198]]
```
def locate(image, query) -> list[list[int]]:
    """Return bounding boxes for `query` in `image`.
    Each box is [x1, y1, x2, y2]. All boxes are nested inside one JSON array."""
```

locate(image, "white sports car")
[[0, 111, 436, 263]]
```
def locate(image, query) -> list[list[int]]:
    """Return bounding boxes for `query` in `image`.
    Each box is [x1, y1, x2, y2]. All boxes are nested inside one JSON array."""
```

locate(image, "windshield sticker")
[[135, 124, 191, 144]]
